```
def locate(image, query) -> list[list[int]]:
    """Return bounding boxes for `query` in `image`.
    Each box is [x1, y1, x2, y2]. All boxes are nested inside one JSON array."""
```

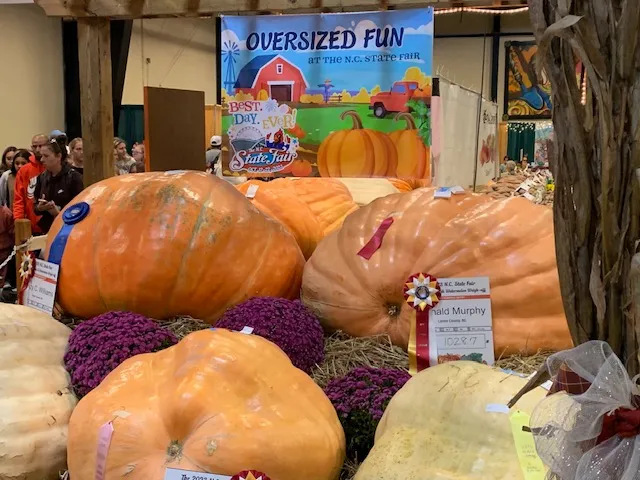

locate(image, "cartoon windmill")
[[222, 40, 240, 92]]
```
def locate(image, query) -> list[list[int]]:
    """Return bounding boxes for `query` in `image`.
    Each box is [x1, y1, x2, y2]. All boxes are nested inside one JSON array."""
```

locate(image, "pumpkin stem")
[[394, 112, 417, 130], [166, 440, 183, 461], [340, 110, 364, 130], [387, 303, 400, 317]]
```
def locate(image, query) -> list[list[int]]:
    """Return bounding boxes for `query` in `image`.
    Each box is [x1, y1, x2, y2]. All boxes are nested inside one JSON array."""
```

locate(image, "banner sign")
[[220, 9, 434, 179], [475, 100, 499, 186]]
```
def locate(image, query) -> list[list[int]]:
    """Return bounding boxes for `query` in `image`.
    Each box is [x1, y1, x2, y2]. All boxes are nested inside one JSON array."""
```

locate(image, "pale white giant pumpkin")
[[0, 304, 77, 479], [354, 362, 548, 480]]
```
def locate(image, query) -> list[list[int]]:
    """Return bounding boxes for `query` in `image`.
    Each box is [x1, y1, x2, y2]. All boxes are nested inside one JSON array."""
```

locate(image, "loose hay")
[[157, 316, 211, 338], [495, 350, 552, 375], [311, 331, 408, 388]]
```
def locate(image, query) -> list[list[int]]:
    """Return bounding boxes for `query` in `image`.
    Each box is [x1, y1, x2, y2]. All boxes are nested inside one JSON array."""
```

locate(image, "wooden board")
[[77, 17, 114, 186], [144, 86, 206, 172], [36, 0, 439, 17]]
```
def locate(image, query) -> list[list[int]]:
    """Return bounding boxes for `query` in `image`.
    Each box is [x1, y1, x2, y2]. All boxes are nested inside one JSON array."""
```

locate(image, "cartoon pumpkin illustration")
[[388, 112, 430, 179], [317, 110, 397, 178]]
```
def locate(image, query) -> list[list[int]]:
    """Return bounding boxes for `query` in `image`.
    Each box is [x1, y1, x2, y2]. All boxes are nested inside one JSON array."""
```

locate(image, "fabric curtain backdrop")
[[118, 105, 145, 151], [507, 122, 535, 163]]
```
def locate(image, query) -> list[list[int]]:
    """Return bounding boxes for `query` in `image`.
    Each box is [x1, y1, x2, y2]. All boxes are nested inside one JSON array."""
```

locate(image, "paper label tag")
[[486, 403, 510, 414], [23, 259, 59, 316], [540, 380, 553, 391], [164, 468, 231, 480], [240, 326, 254, 334], [245, 184, 259, 198], [509, 410, 546, 480], [523, 192, 536, 201], [427, 276, 495, 366], [450, 185, 465, 194], [434, 187, 452, 198]]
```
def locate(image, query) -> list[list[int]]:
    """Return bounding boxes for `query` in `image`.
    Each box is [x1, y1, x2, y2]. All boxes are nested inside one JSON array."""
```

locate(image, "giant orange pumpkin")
[[388, 113, 430, 179], [302, 188, 572, 356], [236, 178, 358, 258], [45, 171, 304, 321], [317, 110, 397, 178], [67, 328, 346, 480]]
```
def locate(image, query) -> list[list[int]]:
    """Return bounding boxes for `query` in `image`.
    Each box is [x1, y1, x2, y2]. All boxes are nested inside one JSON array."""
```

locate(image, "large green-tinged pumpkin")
[[44, 171, 305, 322]]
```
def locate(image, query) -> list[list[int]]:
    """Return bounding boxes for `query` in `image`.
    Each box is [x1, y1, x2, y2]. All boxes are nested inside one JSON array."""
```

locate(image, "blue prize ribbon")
[[47, 201, 90, 265]]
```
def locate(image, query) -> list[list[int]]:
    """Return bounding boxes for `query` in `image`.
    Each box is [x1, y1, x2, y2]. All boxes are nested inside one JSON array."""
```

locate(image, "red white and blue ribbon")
[[405, 273, 441, 374]]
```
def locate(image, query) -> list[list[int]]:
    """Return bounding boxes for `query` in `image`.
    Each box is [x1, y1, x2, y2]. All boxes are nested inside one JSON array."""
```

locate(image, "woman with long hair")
[[0, 149, 29, 209], [34, 137, 84, 234], [113, 137, 135, 175], [68, 137, 84, 175], [1, 146, 16, 174]]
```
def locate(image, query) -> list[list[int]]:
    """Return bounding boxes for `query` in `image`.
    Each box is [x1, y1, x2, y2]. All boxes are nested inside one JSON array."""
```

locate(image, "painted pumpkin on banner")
[[317, 110, 397, 178], [44, 171, 305, 322], [302, 188, 572, 356], [67, 329, 346, 480], [236, 178, 358, 258], [388, 113, 430, 179]]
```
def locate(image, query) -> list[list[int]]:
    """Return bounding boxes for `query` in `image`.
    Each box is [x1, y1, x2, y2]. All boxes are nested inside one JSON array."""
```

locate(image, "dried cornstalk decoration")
[[528, 1, 640, 372]]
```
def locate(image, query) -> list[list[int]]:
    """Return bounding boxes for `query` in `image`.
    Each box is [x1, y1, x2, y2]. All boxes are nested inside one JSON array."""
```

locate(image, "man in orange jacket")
[[13, 134, 47, 234]]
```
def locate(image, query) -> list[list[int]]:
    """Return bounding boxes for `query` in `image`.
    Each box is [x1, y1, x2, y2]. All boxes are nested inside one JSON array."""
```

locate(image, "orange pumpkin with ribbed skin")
[[236, 178, 358, 258], [388, 113, 430, 179], [67, 329, 346, 480], [302, 188, 572, 356], [45, 171, 304, 321], [317, 110, 397, 178]]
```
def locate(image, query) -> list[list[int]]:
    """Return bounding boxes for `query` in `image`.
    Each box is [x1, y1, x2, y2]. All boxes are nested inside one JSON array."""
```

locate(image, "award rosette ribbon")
[[231, 471, 270, 480], [405, 272, 441, 375], [18, 250, 36, 305]]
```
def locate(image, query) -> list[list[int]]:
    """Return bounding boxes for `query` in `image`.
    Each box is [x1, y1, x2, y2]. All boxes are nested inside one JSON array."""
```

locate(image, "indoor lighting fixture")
[[435, 6, 529, 15]]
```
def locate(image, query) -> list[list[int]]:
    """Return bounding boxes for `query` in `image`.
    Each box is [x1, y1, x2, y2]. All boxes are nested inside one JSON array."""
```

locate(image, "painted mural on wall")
[[504, 41, 553, 120], [220, 9, 434, 178]]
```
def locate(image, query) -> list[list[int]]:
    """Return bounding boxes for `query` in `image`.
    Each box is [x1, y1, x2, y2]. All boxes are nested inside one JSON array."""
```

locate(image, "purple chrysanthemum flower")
[[324, 366, 411, 460], [216, 297, 324, 373], [64, 311, 178, 397]]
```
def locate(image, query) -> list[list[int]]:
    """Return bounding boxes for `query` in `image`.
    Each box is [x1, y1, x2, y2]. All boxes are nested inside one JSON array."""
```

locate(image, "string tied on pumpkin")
[[529, 341, 640, 480]]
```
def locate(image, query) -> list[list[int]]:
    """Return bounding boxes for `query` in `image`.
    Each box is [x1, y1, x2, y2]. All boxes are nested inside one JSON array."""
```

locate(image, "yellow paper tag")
[[509, 410, 546, 480]]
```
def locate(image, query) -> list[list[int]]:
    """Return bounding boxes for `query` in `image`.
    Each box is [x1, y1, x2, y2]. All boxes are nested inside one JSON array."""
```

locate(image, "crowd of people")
[[0, 131, 146, 298]]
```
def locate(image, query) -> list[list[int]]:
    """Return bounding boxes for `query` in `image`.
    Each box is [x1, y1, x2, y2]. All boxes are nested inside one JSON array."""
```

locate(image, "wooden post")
[[14, 219, 32, 297], [77, 18, 114, 186]]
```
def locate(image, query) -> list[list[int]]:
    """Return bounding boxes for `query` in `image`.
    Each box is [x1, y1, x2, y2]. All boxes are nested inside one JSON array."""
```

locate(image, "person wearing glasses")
[[13, 134, 47, 234]]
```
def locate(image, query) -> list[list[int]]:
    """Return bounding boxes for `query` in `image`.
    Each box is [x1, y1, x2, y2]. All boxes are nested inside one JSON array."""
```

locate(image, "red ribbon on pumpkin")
[[357, 217, 394, 260]]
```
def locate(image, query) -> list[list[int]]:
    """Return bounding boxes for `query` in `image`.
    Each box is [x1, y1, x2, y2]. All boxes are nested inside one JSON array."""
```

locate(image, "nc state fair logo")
[[228, 99, 299, 174]]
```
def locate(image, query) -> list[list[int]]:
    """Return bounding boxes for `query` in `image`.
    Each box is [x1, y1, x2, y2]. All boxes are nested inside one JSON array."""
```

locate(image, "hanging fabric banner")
[[219, 9, 434, 179]]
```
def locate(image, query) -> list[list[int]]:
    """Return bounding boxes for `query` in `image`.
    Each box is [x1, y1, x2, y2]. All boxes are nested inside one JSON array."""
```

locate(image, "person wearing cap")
[[206, 135, 222, 173], [50, 130, 70, 154]]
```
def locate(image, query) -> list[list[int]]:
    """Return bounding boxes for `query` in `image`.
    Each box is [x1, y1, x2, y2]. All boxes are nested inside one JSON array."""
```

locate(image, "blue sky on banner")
[[220, 9, 433, 93]]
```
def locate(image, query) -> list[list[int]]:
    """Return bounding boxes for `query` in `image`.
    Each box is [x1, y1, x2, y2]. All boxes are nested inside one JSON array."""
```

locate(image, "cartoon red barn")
[[234, 54, 309, 102]]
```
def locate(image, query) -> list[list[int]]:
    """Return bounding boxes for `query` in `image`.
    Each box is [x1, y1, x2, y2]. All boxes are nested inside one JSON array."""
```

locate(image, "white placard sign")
[[164, 468, 231, 480], [428, 276, 494, 365], [23, 259, 59, 315]]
